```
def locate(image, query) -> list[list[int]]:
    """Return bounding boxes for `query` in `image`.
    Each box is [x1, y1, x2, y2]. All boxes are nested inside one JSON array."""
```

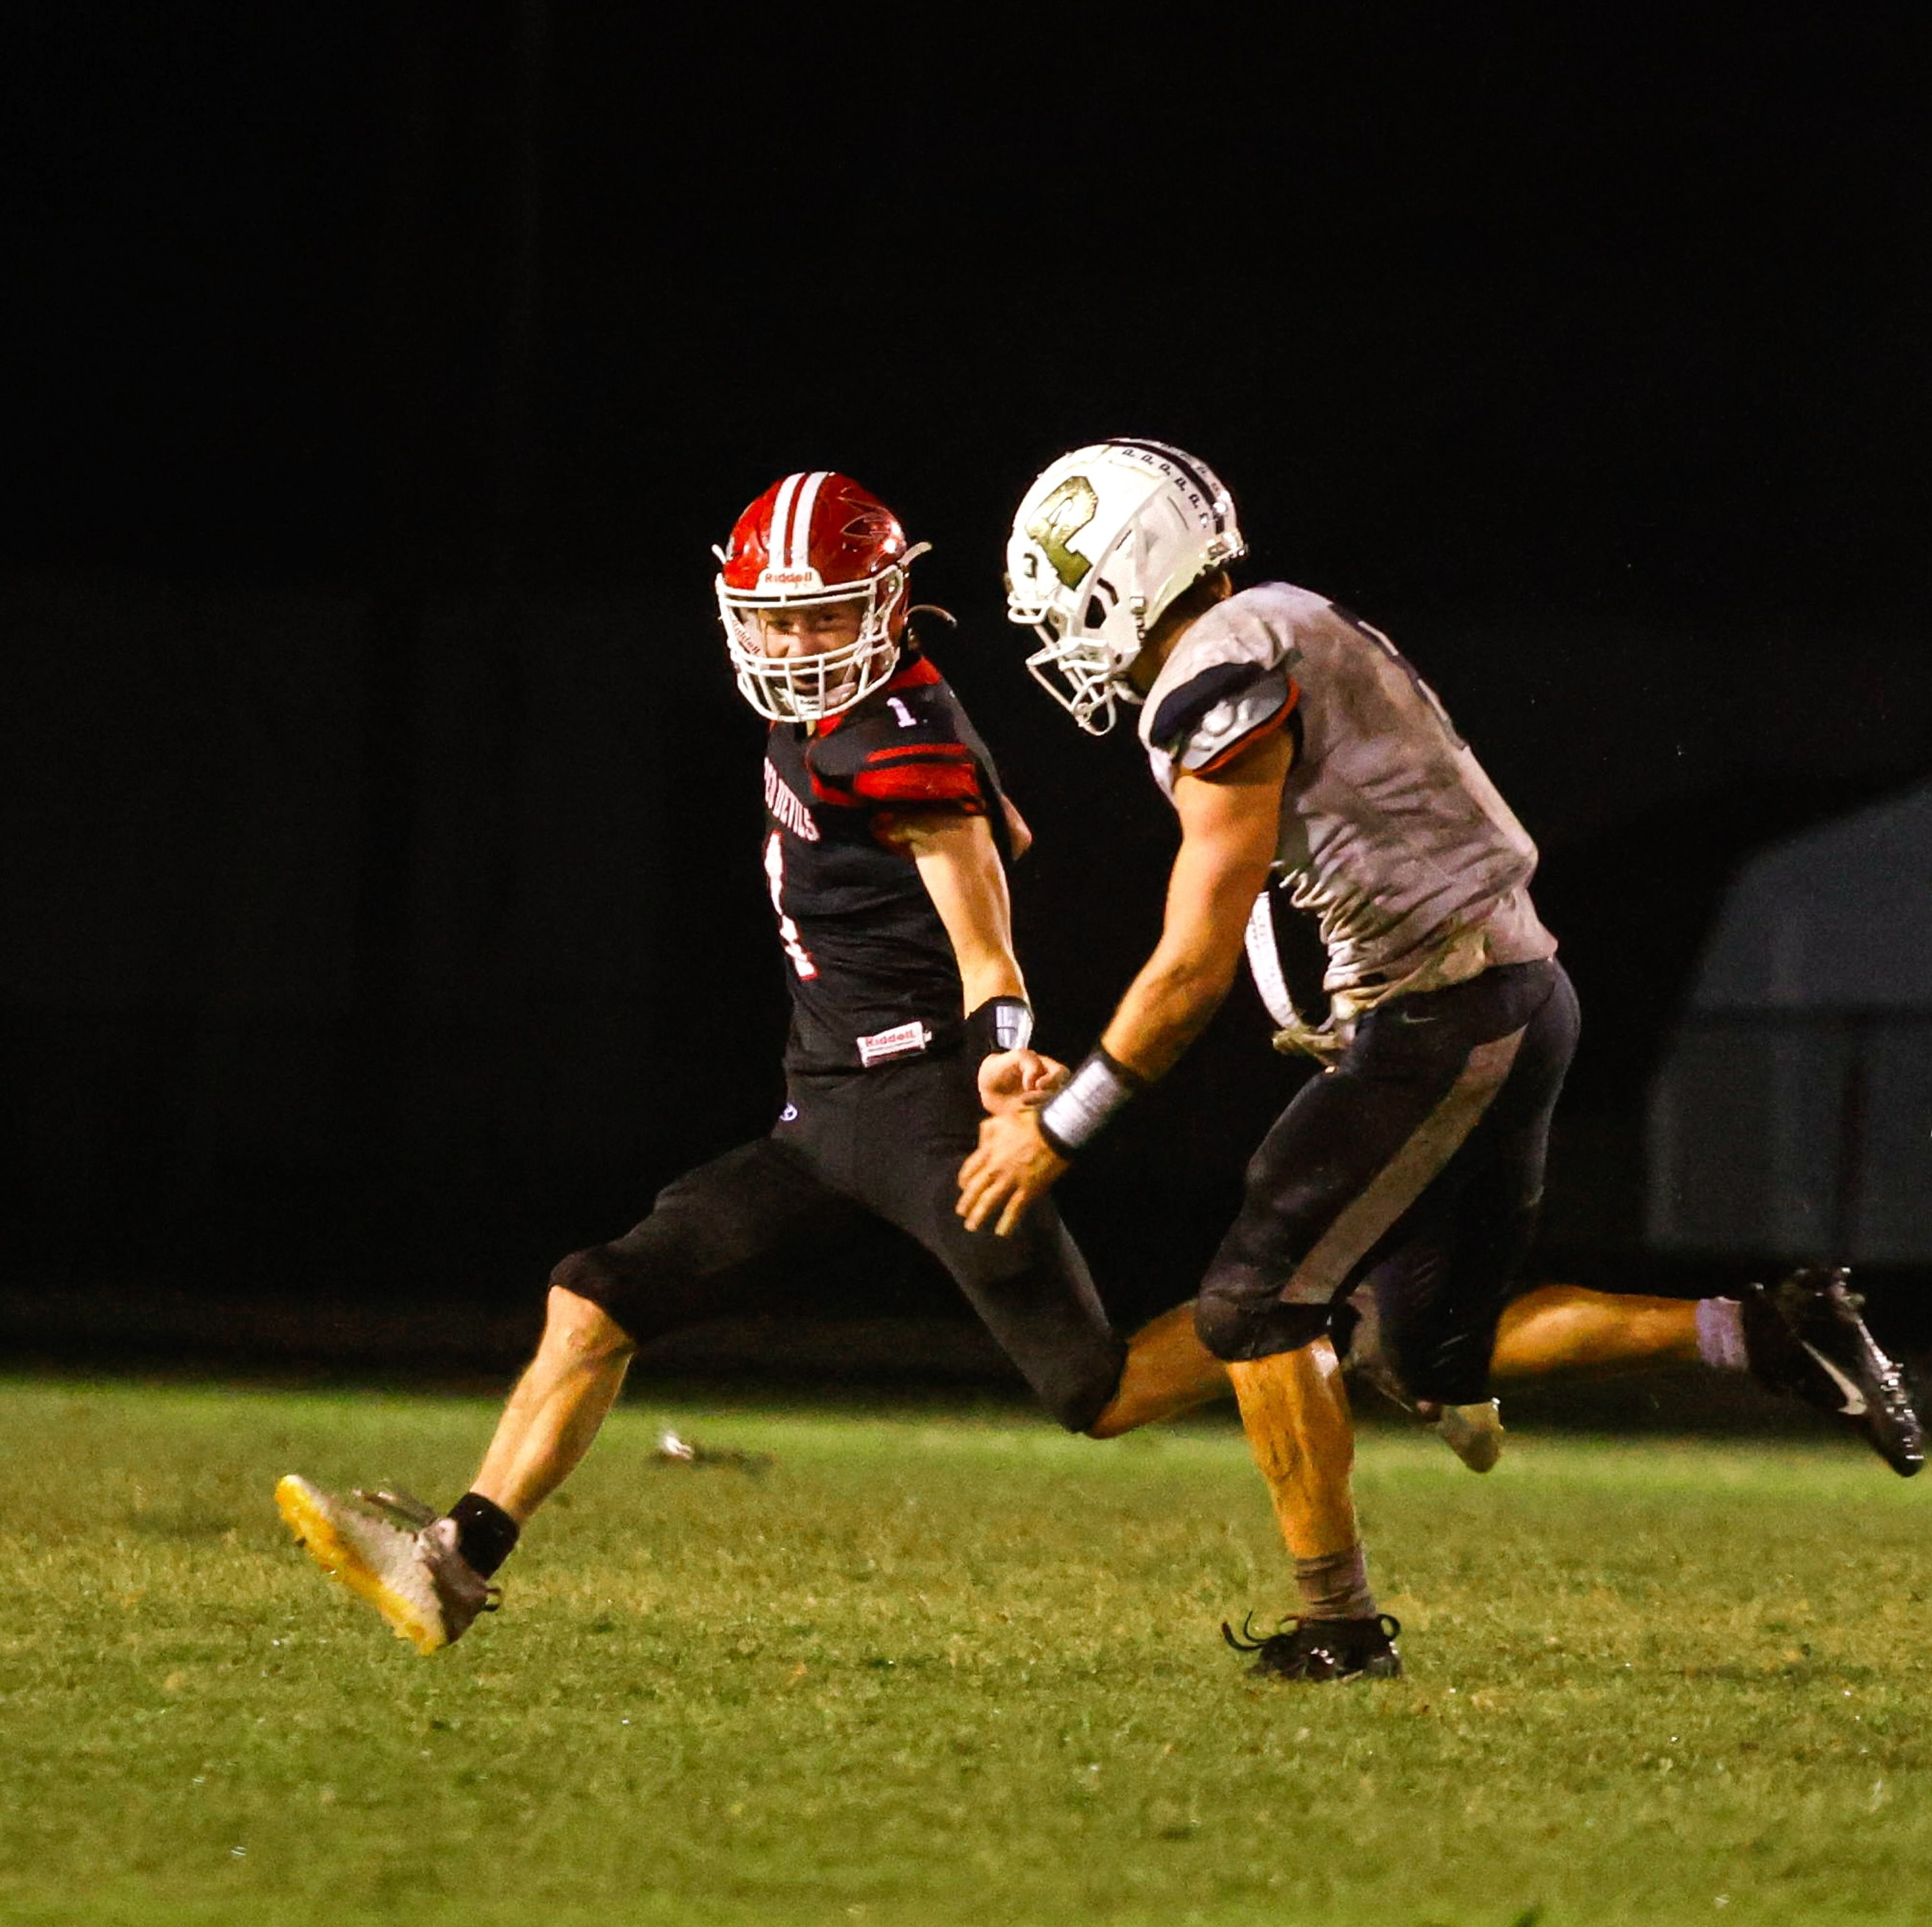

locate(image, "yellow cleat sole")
[[274, 1474, 447, 1654]]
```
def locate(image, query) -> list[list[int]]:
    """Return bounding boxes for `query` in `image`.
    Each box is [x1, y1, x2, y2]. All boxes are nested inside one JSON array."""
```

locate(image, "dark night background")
[[3, 8, 1926, 1382]]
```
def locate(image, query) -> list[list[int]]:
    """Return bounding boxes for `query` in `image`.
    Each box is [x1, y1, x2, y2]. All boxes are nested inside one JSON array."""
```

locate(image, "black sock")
[[446, 1493, 520, 1578]]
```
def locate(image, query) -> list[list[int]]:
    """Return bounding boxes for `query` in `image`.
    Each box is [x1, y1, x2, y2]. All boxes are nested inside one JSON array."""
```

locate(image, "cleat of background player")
[[274, 1475, 498, 1653], [1222, 1611, 1403, 1682], [1740, 1268, 1924, 1477], [1418, 1397, 1505, 1473]]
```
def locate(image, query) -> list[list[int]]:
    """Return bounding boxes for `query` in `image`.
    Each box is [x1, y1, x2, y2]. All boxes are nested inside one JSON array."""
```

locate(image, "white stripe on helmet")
[[786, 470, 831, 570], [768, 472, 804, 569]]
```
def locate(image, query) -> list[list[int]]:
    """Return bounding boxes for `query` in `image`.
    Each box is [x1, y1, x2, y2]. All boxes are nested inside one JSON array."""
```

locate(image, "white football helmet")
[[1004, 440, 1246, 733]]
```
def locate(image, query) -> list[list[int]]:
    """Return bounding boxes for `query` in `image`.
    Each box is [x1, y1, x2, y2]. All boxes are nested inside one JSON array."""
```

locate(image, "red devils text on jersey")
[[760, 653, 1010, 1073]]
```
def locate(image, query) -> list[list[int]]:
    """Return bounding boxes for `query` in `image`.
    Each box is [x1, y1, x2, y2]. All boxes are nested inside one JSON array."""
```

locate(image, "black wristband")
[[965, 995, 1034, 1057], [1036, 1047, 1144, 1157]]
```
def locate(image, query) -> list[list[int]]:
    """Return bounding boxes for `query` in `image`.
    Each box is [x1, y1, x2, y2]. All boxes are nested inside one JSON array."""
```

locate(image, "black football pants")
[[552, 1054, 1128, 1432], [1195, 960, 1579, 1405]]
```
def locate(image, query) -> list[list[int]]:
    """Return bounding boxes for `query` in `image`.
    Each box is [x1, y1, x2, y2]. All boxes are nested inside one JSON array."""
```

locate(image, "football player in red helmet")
[[714, 469, 925, 724], [275, 471, 1234, 1654]]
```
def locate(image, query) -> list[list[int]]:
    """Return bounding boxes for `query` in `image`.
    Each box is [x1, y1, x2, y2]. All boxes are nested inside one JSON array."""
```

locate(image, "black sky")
[[3, 7, 1927, 1318], [6, 9, 1923, 618]]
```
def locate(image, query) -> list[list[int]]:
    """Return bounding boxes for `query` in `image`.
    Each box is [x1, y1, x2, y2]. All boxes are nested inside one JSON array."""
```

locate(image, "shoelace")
[[1797, 1277, 1918, 1416], [357, 1488, 506, 1614], [353, 1487, 439, 1530], [1220, 1611, 1402, 1653], [1824, 1292, 1918, 1413], [1223, 1611, 1292, 1654]]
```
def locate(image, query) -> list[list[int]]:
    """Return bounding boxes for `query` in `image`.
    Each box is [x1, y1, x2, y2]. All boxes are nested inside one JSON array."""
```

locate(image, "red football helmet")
[[714, 471, 931, 722]]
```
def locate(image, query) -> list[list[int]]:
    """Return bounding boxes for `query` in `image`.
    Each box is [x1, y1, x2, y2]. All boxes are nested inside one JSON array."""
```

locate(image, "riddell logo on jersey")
[[763, 758, 820, 841], [857, 1021, 931, 1067]]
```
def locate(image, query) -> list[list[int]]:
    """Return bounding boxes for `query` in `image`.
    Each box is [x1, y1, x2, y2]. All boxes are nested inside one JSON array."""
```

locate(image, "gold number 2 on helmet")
[[1025, 476, 1100, 590]]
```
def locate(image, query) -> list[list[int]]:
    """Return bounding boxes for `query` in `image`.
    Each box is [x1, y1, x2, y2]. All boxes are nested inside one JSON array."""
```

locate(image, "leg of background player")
[[276, 1135, 875, 1651], [1227, 1338, 1368, 1602], [1408, 1286, 1701, 1471], [467, 1286, 637, 1522], [1084, 1301, 1230, 1437], [1479, 1277, 1919, 1472], [1487, 1284, 1698, 1382]]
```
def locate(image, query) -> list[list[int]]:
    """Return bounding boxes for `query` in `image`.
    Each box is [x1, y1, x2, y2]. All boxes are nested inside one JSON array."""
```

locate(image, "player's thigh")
[[856, 1061, 1126, 1433], [551, 1137, 877, 1346], [1195, 1046, 1467, 1361], [1354, 970, 1581, 1401], [932, 1195, 1126, 1433], [1479, 959, 1579, 1208], [1197, 962, 1569, 1362], [1350, 1150, 1540, 1405]]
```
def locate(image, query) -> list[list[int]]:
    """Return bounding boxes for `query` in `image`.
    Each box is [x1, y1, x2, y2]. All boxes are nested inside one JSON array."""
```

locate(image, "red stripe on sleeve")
[[851, 762, 986, 806], [863, 741, 973, 766]]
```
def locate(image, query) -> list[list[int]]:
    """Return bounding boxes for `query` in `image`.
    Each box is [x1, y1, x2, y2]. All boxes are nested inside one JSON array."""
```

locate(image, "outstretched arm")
[[1099, 729, 1290, 1079], [884, 809, 1025, 1011], [958, 730, 1291, 1234], [882, 810, 1060, 1110]]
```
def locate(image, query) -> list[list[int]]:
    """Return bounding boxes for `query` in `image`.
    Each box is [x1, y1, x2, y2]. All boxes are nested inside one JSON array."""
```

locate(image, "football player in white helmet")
[[965, 440, 1921, 1683], [1004, 439, 1247, 736]]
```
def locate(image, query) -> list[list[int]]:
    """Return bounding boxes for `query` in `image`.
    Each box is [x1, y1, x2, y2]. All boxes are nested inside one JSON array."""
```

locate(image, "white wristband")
[[1037, 1049, 1143, 1157]]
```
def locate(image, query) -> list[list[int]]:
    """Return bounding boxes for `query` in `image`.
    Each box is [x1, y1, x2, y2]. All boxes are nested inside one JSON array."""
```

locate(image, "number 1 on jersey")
[[764, 831, 818, 979], [887, 696, 917, 729]]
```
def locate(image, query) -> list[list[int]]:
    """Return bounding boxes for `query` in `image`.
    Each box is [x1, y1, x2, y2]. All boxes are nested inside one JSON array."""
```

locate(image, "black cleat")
[[1222, 1612, 1403, 1682], [1741, 1267, 1923, 1477]]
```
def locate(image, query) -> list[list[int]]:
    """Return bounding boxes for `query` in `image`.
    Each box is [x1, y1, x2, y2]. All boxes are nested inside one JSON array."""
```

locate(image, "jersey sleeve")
[[1148, 660, 1298, 774], [806, 696, 989, 817]]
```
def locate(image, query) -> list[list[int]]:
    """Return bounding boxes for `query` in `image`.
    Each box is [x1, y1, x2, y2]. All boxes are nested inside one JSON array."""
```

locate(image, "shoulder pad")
[[807, 692, 988, 813], [1151, 662, 1297, 773]]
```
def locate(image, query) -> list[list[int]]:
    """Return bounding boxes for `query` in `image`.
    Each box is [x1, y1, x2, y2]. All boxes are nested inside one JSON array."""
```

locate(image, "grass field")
[[1, 1377, 1928, 1927]]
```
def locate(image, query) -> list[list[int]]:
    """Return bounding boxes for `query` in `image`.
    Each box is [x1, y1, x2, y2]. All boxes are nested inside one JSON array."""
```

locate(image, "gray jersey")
[[1137, 581, 1555, 994]]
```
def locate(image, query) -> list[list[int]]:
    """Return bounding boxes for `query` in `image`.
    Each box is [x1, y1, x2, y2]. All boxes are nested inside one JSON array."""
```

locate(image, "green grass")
[[2, 1377, 1928, 1927]]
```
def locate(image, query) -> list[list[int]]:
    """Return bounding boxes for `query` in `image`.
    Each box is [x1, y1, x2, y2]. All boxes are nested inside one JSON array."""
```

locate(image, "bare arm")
[[1000, 793, 1034, 860], [1100, 728, 1291, 1079], [882, 809, 1025, 1012], [958, 728, 1292, 1234]]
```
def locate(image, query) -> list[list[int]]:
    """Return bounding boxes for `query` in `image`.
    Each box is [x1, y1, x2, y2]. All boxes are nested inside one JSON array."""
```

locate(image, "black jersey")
[[760, 652, 1009, 1074]]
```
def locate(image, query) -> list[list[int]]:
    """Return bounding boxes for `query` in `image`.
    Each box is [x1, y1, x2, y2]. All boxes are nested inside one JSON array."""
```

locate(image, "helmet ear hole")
[[1082, 578, 1119, 633]]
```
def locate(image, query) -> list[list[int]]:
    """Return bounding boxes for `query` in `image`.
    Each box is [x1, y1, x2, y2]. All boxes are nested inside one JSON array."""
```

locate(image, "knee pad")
[[548, 1244, 624, 1306], [545, 1245, 651, 1349], [1194, 1279, 1331, 1363]]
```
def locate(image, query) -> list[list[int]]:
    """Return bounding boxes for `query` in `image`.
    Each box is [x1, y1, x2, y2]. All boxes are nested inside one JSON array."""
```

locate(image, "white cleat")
[[1423, 1398, 1505, 1473], [274, 1475, 496, 1654]]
